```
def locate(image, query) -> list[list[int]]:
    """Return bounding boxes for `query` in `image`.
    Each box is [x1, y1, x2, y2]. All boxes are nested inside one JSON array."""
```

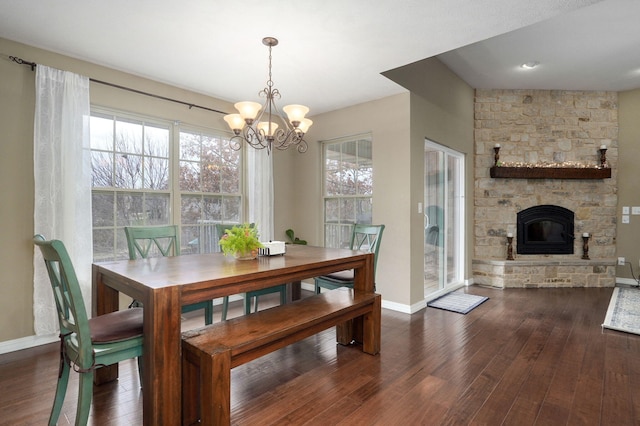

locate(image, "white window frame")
[[90, 107, 243, 261], [321, 133, 373, 248]]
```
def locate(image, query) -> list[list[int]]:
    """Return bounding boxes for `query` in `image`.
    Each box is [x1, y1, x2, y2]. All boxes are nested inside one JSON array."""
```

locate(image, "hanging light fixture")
[[224, 37, 312, 154]]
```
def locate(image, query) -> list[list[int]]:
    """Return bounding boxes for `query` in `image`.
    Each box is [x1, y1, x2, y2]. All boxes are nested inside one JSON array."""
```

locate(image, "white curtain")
[[33, 65, 92, 335], [247, 148, 274, 241]]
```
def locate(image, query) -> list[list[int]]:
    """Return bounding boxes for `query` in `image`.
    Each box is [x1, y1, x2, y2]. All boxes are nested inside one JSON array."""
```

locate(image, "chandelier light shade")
[[224, 37, 312, 153]]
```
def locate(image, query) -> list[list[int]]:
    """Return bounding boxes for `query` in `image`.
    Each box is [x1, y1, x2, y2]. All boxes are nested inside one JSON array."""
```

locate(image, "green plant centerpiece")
[[219, 223, 264, 260]]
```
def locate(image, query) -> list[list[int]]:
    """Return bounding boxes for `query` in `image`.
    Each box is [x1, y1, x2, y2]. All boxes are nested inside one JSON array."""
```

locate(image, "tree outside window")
[[179, 129, 241, 254]]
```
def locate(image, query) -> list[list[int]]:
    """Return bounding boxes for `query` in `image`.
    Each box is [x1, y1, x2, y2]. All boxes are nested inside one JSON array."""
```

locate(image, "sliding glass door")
[[424, 139, 464, 298]]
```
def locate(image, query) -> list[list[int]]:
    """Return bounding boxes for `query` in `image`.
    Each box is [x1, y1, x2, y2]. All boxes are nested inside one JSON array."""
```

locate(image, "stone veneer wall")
[[473, 90, 618, 288]]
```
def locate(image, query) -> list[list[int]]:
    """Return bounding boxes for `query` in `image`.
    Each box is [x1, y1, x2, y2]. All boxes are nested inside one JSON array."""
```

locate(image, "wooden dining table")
[[92, 244, 376, 425]]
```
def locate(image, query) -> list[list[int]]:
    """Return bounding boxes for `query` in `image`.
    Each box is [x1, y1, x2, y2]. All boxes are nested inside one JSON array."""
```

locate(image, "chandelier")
[[224, 37, 312, 154]]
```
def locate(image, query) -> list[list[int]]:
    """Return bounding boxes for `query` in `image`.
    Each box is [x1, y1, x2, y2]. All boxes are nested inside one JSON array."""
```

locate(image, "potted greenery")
[[285, 229, 307, 245], [218, 223, 264, 260]]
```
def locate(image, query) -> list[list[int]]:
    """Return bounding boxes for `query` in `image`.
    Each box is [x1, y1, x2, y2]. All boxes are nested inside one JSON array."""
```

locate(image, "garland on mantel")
[[495, 161, 605, 169]]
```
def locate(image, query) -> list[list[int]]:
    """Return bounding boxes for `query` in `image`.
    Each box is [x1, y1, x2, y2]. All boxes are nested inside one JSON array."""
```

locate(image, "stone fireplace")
[[472, 89, 617, 288]]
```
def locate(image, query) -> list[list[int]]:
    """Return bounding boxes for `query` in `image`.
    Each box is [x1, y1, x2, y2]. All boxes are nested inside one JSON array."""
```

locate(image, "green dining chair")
[[315, 224, 385, 293], [215, 223, 287, 320], [33, 234, 144, 426], [124, 225, 214, 325]]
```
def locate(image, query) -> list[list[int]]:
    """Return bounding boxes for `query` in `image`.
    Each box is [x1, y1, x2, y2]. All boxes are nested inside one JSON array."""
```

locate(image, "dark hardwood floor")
[[1, 286, 639, 425]]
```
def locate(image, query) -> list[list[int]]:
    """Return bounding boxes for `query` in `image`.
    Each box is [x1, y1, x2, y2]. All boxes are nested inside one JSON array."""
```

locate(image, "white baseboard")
[[381, 280, 473, 314], [617, 277, 639, 286], [0, 333, 58, 355], [381, 299, 413, 314]]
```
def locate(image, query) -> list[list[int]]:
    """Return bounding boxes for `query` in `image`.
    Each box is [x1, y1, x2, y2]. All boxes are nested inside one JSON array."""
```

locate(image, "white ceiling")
[[1, 0, 636, 116], [438, 0, 640, 92]]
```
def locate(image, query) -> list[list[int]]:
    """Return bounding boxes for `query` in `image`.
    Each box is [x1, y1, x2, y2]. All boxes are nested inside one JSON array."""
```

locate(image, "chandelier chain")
[[267, 43, 273, 89]]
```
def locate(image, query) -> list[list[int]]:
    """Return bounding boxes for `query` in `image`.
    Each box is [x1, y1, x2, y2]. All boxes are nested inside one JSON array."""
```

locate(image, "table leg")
[[351, 254, 375, 344], [142, 286, 182, 425], [352, 253, 374, 293], [363, 294, 381, 355], [287, 280, 302, 302]]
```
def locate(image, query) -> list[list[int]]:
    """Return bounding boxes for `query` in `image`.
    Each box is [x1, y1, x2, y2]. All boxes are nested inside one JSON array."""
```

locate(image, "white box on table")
[[258, 241, 286, 256]]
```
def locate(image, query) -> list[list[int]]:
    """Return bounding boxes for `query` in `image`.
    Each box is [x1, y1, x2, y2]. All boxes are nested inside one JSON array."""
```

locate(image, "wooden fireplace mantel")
[[490, 166, 611, 179]]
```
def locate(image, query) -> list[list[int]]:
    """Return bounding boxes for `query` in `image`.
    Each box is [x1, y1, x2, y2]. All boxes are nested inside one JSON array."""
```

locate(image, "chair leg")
[[204, 300, 214, 325], [279, 287, 287, 305], [221, 296, 230, 321], [314, 279, 322, 294], [250, 286, 287, 315], [244, 294, 253, 315], [137, 356, 143, 386], [75, 371, 94, 426], [48, 356, 71, 426]]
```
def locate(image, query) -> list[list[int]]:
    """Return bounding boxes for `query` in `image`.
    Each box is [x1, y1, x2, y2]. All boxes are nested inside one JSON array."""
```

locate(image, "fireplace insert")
[[516, 205, 574, 254]]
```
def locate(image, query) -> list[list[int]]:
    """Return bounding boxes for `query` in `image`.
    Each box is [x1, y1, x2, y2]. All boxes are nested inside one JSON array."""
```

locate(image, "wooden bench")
[[181, 288, 381, 425]]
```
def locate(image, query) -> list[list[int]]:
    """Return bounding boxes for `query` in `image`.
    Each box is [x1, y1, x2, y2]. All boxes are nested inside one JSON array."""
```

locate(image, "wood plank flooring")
[[1, 286, 638, 425]]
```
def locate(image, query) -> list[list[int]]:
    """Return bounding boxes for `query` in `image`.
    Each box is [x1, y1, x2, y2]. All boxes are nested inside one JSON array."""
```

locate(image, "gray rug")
[[427, 291, 489, 314], [602, 287, 640, 335]]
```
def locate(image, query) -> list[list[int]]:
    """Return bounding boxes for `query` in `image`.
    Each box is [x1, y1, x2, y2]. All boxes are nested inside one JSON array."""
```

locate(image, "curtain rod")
[[9, 55, 228, 115]]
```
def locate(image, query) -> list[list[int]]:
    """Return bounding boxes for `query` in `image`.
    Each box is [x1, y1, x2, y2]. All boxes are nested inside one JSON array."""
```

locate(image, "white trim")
[[0, 333, 58, 355], [425, 282, 466, 302], [382, 281, 470, 314], [616, 277, 639, 287], [380, 299, 412, 314]]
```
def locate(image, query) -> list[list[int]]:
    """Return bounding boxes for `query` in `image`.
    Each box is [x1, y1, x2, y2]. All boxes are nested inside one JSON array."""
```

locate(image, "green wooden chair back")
[[34, 234, 144, 425], [350, 224, 385, 276], [124, 225, 214, 325], [125, 225, 180, 259], [33, 234, 93, 367], [314, 224, 385, 293]]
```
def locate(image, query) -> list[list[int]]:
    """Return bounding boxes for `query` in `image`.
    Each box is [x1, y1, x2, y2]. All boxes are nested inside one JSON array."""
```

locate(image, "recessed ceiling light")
[[521, 61, 539, 69]]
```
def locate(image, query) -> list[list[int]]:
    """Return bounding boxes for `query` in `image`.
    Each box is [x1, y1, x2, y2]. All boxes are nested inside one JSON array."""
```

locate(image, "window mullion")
[[171, 122, 181, 229]]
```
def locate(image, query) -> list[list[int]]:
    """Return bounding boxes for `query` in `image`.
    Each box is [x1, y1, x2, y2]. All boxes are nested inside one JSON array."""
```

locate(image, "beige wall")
[[617, 89, 640, 280], [0, 37, 237, 343], [1, 42, 35, 342], [299, 57, 475, 310], [292, 94, 413, 306], [385, 58, 476, 305]]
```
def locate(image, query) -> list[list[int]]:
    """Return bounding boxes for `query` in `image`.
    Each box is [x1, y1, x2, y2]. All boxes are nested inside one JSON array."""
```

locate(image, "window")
[[90, 109, 241, 261], [178, 129, 241, 254], [322, 135, 373, 248]]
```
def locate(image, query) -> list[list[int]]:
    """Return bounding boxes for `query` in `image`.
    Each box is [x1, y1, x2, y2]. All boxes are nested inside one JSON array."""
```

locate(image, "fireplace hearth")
[[517, 205, 574, 255]]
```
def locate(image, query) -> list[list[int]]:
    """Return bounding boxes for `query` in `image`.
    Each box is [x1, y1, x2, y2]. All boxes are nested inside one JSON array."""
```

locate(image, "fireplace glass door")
[[424, 140, 464, 298], [517, 205, 574, 254]]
